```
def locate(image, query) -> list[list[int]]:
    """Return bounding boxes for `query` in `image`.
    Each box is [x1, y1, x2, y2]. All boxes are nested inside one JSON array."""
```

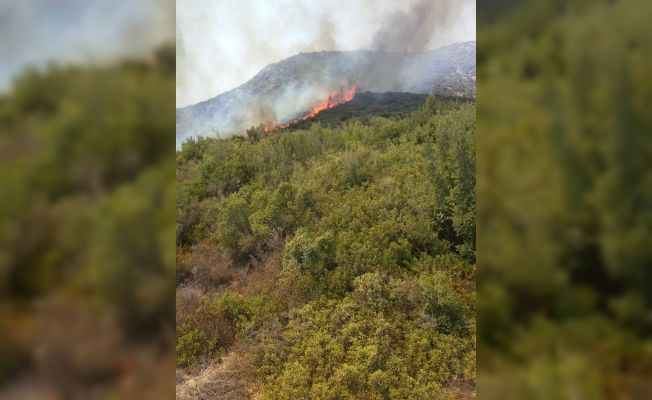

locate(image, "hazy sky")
[[177, 0, 475, 107], [0, 0, 174, 92]]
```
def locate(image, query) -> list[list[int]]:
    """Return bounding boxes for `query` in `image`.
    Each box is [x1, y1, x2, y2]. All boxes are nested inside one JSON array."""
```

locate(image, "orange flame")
[[264, 84, 357, 133]]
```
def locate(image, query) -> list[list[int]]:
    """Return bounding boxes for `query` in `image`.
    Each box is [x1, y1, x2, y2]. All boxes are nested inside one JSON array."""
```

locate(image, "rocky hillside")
[[177, 41, 475, 145]]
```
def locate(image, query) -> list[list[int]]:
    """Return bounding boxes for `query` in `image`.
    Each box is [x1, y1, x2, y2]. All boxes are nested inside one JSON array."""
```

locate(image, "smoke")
[[370, 0, 462, 52], [315, 17, 337, 52], [175, 0, 475, 146], [176, 36, 476, 148], [175, 77, 351, 146], [177, 0, 475, 107]]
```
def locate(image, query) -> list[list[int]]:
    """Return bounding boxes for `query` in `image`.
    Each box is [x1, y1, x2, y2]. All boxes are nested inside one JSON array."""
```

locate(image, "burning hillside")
[[264, 85, 358, 133], [176, 41, 476, 146]]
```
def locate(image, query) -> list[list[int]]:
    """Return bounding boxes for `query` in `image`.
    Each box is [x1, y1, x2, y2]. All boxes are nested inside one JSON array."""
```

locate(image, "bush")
[[176, 97, 476, 396], [176, 290, 262, 367]]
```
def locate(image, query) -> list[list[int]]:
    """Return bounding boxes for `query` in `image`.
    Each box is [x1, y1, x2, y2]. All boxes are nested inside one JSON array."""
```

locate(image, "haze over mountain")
[[176, 41, 475, 145]]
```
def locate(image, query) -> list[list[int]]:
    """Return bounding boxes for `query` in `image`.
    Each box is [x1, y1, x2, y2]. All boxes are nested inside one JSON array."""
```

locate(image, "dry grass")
[[178, 241, 235, 292], [447, 382, 476, 400], [229, 253, 282, 297], [175, 250, 284, 400], [176, 350, 256, 400], [176, 285, 205, 320]]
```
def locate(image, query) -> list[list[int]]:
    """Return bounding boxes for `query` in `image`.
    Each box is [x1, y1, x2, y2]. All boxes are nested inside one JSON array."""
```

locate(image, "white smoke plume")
[[177, 0, 475, 108]]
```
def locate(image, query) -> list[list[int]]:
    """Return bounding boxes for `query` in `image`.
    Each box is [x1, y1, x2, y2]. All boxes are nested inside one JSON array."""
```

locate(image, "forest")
[[176, 97, 476, 399]]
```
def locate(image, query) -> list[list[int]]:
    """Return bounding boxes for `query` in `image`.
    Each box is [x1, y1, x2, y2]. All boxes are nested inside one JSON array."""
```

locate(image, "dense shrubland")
[[176, 97, 476, 399]]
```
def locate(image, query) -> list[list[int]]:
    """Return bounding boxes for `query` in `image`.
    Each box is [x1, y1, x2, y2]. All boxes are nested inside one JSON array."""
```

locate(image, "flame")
[[264, 84, 357, 133]]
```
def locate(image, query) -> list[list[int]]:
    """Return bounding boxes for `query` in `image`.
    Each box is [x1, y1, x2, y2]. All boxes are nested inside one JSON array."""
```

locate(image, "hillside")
[[176, 41, 475, 145], [275, 91, 429, 131], [176, 97, 476, 399]]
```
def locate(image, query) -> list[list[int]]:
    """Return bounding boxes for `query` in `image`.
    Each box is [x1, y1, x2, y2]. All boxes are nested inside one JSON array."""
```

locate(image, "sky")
[[177, 0, 475, 107], [0, 0, 174, 92]]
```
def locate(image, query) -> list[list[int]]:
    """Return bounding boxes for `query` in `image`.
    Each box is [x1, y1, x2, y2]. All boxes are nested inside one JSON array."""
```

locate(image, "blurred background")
[[0, 1, 175, 399], [477, 0, 652, 398]]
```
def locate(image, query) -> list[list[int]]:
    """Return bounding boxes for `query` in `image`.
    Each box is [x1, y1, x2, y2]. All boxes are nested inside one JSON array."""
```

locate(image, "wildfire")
[[263, 84, 357, 133]]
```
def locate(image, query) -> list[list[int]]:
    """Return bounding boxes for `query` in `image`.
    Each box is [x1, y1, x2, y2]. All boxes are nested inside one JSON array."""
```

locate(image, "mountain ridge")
[[177, 41, 475, 145]]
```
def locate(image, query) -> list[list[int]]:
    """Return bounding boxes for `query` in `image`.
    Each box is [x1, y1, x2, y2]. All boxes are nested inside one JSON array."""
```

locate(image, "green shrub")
[[176, 97, 477, 396]]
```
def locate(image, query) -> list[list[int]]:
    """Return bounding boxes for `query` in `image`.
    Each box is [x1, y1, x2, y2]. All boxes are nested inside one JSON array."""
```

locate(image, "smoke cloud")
[[371, 0, 462, 52], [177, 0, 475, 107]]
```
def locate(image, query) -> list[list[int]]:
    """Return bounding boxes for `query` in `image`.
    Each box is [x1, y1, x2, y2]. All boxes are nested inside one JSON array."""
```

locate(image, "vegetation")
[[176, 97, 476, 398], [477, 0, 652, 398], [0, 46, 176, 398], [285, 91, 429, 131]]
